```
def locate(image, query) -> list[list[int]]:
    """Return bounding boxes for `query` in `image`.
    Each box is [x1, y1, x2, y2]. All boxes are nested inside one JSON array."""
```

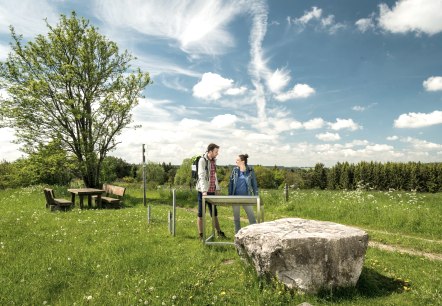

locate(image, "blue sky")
[[1, 0, 442, 167]]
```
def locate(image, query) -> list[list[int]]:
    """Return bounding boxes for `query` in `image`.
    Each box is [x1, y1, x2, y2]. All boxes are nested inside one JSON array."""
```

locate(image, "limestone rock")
[[234, 218, 368, 293]]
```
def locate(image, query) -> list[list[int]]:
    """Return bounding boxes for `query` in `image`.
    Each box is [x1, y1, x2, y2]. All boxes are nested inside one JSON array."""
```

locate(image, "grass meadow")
[[0, 185, 441, 305]]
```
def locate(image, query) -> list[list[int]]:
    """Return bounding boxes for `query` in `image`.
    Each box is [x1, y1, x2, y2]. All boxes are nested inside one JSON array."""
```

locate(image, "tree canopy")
[[0, 12, 151, 187]]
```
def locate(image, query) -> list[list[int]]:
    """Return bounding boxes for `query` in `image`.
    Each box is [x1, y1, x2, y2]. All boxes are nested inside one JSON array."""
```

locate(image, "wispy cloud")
[[94, 0, 246, 56], [394, 110, 442, 128], [0, 0, 59, 37], [355, 14, 376, 33], [288, 6, 346, 34], [423, 76, 442, 91], [247, 0, 268, 121], [293, 6, 322, 25], [378, 0, 442, 35], [267, 68, 291, 93]]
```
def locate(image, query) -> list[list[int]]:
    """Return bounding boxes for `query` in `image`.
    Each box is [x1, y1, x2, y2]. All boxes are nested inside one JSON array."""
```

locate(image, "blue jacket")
[[228, 166, 259, 196]]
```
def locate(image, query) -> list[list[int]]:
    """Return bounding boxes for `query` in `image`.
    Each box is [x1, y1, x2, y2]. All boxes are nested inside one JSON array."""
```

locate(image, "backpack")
[[191, 155, 208, 186]]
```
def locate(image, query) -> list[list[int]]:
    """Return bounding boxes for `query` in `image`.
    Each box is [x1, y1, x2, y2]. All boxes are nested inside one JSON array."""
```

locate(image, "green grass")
[[0, 186, 441, 305]]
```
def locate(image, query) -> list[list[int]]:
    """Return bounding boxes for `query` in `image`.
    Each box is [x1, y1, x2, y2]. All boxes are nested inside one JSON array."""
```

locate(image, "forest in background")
[[1, 150, 441, 192]]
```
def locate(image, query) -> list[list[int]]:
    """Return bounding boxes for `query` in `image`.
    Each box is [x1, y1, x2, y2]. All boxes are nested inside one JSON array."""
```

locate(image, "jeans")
[[233, 205, 256, 234], [197, 191, 217, 218]]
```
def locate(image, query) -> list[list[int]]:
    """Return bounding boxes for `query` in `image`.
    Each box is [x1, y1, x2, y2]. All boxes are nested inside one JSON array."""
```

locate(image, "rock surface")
[[235, 218, 368, 293]]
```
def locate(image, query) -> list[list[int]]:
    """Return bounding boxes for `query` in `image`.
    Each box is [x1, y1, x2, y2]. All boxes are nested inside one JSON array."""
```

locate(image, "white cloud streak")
[[94, 0, 246, 56], [0, 0, 59, 37]]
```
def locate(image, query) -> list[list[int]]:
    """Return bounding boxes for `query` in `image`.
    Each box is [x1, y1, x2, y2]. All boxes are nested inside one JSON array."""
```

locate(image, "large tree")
[[0, 12, 151, 187]]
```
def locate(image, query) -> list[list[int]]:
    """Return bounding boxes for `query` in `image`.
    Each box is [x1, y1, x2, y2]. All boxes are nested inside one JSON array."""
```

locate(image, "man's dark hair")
[[207, 143, 220, 152]]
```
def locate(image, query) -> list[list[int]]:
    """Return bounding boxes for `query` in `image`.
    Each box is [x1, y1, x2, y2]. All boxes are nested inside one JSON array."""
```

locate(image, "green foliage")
[[0, 140, 74, 188], [137, 162, 166, 186], [174, 158, 192, 186], [254, 165, 276, 189], [0, 12, 151, 188], [100, 156, 132, 183]]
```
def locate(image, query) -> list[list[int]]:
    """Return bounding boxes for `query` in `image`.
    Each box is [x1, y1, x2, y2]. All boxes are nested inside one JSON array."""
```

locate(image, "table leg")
[[202, 197, 206, 244], [79, 195, 84, 209], [70, 193, 76, 206], [88, 195, 92, 208], [97, 194, 102, 208]]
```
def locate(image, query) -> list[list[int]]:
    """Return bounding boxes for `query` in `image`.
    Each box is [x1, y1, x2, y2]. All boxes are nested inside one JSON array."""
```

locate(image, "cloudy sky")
[[1, 0, 442, 167]]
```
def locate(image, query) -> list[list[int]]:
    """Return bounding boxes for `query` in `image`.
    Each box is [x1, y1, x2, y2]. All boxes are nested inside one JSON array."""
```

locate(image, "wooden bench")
[[44, 188, 73, 211], [99, 184, 126, 208]]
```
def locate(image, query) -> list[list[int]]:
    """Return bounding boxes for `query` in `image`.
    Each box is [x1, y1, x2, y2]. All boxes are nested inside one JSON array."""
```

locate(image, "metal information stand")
[[202, 195, 263, 246]]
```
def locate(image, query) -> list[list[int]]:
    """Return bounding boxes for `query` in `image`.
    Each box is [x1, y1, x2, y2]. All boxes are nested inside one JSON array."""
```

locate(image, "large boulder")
[[235, 218, 368, 293]]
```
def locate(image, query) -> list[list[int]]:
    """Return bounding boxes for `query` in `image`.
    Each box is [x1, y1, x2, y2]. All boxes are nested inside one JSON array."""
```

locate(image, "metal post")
[[147, 205, 151, 224], [285, 183, 289, 202], [172, 189, 176, 236], [168, 211, 172, 234], [142, 144, 147, 206]]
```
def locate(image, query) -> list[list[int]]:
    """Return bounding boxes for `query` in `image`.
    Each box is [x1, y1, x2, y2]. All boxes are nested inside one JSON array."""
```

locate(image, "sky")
[[0, 0, 442, 167]]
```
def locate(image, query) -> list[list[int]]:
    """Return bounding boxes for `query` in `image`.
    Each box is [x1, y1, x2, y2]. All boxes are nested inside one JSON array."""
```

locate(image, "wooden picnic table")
[[67, 188, 105, 209]]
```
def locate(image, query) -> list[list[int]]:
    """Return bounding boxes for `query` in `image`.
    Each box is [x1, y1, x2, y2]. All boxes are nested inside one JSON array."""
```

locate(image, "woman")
[[228, 154, 258, 234]]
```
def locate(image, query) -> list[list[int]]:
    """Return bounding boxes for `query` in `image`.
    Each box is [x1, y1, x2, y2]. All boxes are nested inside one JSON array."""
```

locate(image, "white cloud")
[[267, 68, 291, 93], [316, 132, 341, 142], [352, 105, 366, 112], [378, 0, 442, 35], [423, 76, 442, 91], [225, 86, 247, 96], [192, 72, 245, 100], [328, 118, 361, 131], [289, 7, 345, 34], [275, 84, 315, 101], [294, 6, 322, 25], [394, 110, 442, 128], [303, 118, 325, 130], [387, 135, 399, 141], [95, 0, 248, 56], [211, 114, 237, 128], [355, 16, 375, 33]]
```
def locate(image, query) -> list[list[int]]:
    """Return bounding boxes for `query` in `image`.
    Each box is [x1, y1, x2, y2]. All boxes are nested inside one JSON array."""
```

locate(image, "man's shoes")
[[217, 230, 227, 239], [199, 233, 203, 241]]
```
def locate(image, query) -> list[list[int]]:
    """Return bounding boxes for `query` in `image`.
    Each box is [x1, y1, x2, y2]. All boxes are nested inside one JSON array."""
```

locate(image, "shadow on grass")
[[316, 267, 406, 302], [242, 266, 407, 303]]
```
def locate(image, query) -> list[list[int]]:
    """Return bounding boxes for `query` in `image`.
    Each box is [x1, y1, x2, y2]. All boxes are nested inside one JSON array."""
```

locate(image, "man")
[[196, 143, 226, 240]]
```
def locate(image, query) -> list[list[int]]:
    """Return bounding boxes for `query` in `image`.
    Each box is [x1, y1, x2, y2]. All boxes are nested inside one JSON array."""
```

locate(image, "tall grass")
[[0, 185, 441, 305]]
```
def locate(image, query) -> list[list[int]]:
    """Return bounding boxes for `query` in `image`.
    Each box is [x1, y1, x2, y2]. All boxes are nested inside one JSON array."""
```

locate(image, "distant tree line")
[[1, 152, 441, 193], [309, 161, 442, 192]]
